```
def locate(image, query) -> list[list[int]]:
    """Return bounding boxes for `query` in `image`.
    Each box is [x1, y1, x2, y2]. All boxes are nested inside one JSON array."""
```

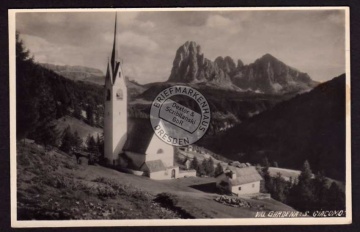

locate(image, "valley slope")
[[199, 74, 346, 181]]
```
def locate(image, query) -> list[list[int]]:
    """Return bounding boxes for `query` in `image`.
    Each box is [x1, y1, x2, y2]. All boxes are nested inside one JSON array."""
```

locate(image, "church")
[[103, 14, 181, 180]]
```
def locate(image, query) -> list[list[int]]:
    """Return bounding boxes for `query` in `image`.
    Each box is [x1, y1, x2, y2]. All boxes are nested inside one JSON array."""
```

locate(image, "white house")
[[103, 14, 181, 180], [216, 166, 263, 196]]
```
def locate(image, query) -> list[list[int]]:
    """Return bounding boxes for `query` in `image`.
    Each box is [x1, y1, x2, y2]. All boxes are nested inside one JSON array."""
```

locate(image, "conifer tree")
[[86, 134, 97, 153], [35, 122, 60, 151], [97, 133, 104, 158], [291, 160, 315, 211], [261, 157, 270, 176], [73, 131, 83, 148], [326, 182, 345, 210], [73, 103, 82, 119], [60, 125, 74, 153], [205, 158, 215, 177], [190, 157, 200, 176], [214, 162, 223, 177], [271, 173, 290, 203], [190, 157, 198, 169], [313, 171, 329, 209], [261, 157, 272, 193], [86, 105, 94, 126], [198, 159, 206, 177], [16, 32, 39, 140]]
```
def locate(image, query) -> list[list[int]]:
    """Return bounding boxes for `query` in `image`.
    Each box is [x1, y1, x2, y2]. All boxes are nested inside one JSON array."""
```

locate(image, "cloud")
[[20, 34, 74, 64], [16, 10, 346, 83], [206, 15, 232, 28], [138, 21, 155, 30], [117, 11, 140, 26], [118, 31, 159, 51], [205, 14, 242, 34]]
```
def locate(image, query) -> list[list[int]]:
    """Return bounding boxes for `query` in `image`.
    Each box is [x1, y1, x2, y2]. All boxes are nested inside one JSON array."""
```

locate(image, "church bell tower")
[[104, 13, 128, 165]]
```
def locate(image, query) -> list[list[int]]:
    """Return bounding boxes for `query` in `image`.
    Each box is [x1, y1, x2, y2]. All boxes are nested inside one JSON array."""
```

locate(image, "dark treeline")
[[259, 157, 345, 213], [189, 157, 216, 177], [16, 32, 104, 144]]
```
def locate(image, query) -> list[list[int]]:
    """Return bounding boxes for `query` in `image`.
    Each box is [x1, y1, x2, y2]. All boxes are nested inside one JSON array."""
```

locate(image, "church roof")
[[122, 118, 155, 154], [225, 166, 263, 186], [142, 159, 166, 173]]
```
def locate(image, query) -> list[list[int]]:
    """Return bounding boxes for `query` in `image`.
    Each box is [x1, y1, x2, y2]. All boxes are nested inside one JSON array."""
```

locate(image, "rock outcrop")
[[231, 54, 318, 93], [214, 56, 237, 74], [168, 41, 233, 87], [168, 41, 317, 94]]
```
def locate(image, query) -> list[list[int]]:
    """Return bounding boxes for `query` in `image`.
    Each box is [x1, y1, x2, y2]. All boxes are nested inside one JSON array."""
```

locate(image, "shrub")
[[154, 193, 178, 206], [96, 185, 117, 199]]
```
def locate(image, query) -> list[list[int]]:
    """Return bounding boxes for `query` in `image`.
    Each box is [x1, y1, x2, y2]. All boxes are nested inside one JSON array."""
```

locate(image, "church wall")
[[178, 170, 197, 178], [110, 73, 127, 160], [104, 60, 128, 164], [145, 135, 174, 167], [149, 171, 171, 180], [104, 76, 113, 163]]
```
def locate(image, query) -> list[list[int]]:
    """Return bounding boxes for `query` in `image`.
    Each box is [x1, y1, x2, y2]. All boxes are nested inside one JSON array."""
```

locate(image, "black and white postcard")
[[9, 7, 351, 227]]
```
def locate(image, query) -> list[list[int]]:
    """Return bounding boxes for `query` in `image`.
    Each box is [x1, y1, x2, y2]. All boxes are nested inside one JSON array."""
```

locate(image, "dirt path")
[[78, 165, 295, 218]]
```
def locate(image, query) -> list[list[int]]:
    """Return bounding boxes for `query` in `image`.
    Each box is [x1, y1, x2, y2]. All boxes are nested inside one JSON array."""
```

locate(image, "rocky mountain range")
[[40, 63, 105, 85], [168, 41, 318, 94], [231, 54, 318, 94], [40, 63, 146, 99], [168, 41, 238, 90]]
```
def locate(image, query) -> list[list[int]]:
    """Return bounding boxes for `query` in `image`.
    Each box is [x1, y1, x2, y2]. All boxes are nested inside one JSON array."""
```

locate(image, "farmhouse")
[[216, 166, 263, 196], [103, 14, 192, 180]]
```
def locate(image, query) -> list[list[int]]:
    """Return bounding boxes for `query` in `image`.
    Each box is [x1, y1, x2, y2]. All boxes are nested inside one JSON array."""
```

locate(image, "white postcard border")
[[9, 7, 352, 227]]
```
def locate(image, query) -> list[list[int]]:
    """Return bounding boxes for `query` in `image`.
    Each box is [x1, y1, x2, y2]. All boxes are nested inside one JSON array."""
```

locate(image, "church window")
[[106, 89, 111, 101], [157, 148, 164, 154], [116, 89, 123, 100], [238, 187, 242, 191]]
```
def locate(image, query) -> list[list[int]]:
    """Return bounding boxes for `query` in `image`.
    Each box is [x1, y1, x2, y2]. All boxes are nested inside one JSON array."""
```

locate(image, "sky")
[[16, 9, 346, 84]]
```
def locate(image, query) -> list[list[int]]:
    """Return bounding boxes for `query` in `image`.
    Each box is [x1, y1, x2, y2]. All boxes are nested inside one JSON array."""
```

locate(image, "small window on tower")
[[106, 89, 111, 101], [157, 148, 163, 154], [116, 89, 123, 100]]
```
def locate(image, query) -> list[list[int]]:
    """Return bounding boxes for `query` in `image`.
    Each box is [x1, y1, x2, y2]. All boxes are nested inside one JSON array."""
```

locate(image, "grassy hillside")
[[55, 116, 103, 143], [17, 142, 184, 220], [200, 74, 346, 181], [17, 142, 295, 220]]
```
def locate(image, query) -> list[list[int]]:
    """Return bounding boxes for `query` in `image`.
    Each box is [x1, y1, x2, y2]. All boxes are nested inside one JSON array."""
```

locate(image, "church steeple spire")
[[110, 12, 118, 76], [104, 12, 128, 165]]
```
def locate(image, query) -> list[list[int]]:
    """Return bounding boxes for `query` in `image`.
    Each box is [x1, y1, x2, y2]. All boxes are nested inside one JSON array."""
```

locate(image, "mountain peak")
[[168, 42, 317, 94], [232, 53, 317, 93], [168, 41, 232, 86], [257, 53, 280, 63], [262, 53, 275, 58], [214, 56, 236, 74]]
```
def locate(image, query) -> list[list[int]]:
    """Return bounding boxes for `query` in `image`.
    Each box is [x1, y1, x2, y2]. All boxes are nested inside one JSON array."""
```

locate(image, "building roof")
[[141, 159, 166, 173], [226, 166, 263, 186], [122, 118, 154, 154]]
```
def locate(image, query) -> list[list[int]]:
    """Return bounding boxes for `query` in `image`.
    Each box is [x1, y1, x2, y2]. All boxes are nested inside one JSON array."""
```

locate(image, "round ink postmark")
[[150, 86, 211, 146]]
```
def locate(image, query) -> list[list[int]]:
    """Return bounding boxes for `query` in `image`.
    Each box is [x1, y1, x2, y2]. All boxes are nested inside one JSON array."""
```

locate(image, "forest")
[[16, 32, 104, 143]]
